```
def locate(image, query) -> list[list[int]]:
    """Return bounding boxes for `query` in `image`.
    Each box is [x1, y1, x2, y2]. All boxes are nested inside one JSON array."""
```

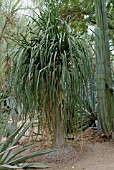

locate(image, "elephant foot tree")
[[11, 0, 93, 160]]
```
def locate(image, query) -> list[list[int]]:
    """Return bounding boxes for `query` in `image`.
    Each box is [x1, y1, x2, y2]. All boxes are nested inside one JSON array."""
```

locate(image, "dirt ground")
[[46, 141, 114, 170], [21, 128, 114, 170]]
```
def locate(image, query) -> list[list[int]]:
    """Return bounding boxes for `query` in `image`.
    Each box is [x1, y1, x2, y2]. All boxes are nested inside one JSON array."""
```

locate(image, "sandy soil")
[[46, 141, 114, 170], [20, 128, 114, 170]]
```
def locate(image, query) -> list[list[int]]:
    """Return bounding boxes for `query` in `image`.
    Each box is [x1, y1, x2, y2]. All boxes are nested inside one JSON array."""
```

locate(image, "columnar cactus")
[[95, 0, 114, 137]]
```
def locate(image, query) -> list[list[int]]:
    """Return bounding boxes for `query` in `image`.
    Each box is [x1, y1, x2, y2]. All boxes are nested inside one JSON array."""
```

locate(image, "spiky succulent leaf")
[[9, 149, 55, 165]]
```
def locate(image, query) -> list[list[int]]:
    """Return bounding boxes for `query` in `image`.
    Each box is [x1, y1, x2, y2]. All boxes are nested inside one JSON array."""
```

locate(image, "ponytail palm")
[[11, 1, 92, 149]]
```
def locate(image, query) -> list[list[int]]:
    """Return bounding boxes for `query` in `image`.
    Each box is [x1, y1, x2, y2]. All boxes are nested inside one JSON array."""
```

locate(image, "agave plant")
[[0, 119, 54, 169], [10, 0, 93, 149]]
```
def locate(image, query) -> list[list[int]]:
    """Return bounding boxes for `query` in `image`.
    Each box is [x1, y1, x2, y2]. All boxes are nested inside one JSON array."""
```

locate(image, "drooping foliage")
[[11, 0, 93, 145]]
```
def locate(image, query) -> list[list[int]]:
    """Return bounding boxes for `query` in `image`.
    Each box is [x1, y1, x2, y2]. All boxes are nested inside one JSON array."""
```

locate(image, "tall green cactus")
[[95, 0, 114, 137]]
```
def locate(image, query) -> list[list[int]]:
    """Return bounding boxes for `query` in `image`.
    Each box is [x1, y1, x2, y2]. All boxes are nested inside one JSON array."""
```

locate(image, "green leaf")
[[0, 164, 22, 169], [22, 162, 49, 169], [9, 149, 55, 164], [0, 122, 25, 158], [4, 144, 33, 163], [11, 0, 21, 13], [0, 121, 32, 163], [11, 121, 33, 147]]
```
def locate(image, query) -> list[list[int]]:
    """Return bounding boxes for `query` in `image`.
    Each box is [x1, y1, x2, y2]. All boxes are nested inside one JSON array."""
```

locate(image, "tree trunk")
[[54, 110, 65, 149], [54, 84, 65, 149]]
